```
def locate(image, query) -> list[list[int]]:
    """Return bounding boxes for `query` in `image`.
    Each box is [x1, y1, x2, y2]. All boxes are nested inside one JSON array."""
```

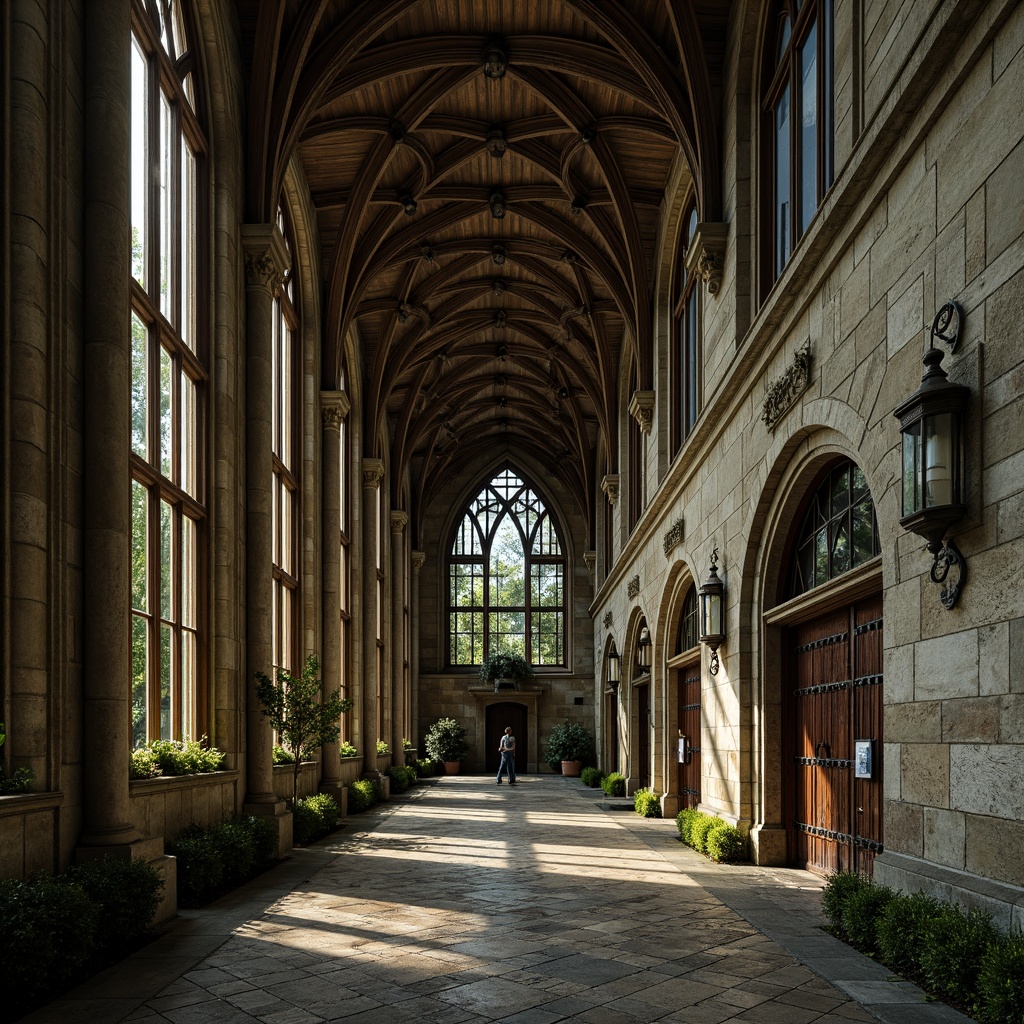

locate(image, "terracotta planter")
[[443, 761, 461, 775], [561, 760, 581, 777]]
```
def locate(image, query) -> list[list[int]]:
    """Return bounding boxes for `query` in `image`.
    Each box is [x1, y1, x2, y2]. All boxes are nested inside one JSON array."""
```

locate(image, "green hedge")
[[348, 777, 379, 813], [388, 765, 417, 793], [600, 771, 625, 797], [293, 793, 340, 844], [1, 857, 162, 1016], [580, 766, 604, 788], [633, 788, 661, 818], [675, 809, 747, 863], [412, 757, 436, 777], [821, 872, 1024, 1020]]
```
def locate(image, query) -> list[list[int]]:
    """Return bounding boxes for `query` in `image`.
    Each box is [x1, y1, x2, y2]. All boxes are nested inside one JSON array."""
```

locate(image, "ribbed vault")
[[236, 0, 728, 541]]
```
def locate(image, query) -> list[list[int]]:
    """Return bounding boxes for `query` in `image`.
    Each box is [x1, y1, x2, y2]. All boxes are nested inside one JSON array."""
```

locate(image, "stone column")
[[79, 0, 138, 851], [361, 459, 384, 777], [241, 224, 292, 854], [319, 391, 350, 801], [410, 551, 426, 751], [390, 512, 408, 767]]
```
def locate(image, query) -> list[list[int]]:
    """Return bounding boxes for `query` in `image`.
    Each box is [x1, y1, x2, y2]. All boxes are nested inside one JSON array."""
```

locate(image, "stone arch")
[[622, 603, 654, 794]]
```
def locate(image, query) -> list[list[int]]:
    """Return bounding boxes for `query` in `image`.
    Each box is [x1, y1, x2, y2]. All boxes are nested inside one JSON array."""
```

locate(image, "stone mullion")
[[390, 511, 408, 767], [361, 458, 384, 776]]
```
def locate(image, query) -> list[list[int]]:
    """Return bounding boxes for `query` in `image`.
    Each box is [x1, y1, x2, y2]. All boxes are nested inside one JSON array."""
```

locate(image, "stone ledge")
[[129, 769, 240, 795], [873, 850, 1024, 933], [0, 790, 64, 819]]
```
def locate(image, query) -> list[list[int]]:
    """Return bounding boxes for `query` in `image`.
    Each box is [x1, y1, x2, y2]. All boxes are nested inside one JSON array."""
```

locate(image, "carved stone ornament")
[[320, 390, 351, 431], [390, 510, 409, 534], [684, 221, 728, 297], [663, 516, 684, 556], [601, 610, 613, 628], [601, 473, 620, 505], [362, 458, 385, 489], [244, 251, 283, 292], [583, 550, 596, 572], [411, 550, 426, 574], [241, 224, 290, 295], [626, 574, 640, 599], [629, 390, 655, 435], [762, 341, 812, 431]]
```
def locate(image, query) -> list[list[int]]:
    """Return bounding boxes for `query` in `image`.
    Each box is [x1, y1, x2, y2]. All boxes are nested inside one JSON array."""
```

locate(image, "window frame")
[[671, 203, 701, 456]]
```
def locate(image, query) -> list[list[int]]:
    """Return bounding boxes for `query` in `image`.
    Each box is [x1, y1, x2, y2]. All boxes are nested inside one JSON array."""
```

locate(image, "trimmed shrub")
[[69, 857, 163, 949], [339, 741, 358, 758], [689, 814, 717, 855], [676, 808, 700, 846], [210, 820, 256, 885], [600, 771, 625, 797], [821, 870, 870, 935], [877, 891, 943, 974], [388, 765, 416, 793], [977, 930, 1024, 1024], [129, 747, 161, 779], [272, 744, 296, 764], [348, 777, 379, 813], [148, 737, 225, 775], [293, 793, 340, 844], [0, 874, 100, 1004], [580, 766, 604, 788], [170, 825, 225, 904], [920, 903, 997, 1007], [634, 788, 661, 818], [705, 822, 746, 863], [413, 757, 435, 777], [842, 883, 895, 955], [242, 814, 278, 868]]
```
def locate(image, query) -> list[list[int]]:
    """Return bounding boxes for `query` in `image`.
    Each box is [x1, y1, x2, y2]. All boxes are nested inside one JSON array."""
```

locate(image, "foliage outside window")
[[763, 0, 835, 286], [130, 0, 206, 746], [789, 460, 879, 597], [449, 468, 565, 667], [672, 204, 700, 455]]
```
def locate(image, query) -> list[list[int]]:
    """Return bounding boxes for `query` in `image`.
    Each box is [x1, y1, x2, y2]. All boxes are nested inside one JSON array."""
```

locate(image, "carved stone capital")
[[629, 390, 655, 435], [601, 473, 620, 505], [361, 458, 385, 489], [626, 574, 640, 599], [663, 516, 685, 556], [241, 224, 290, 295], [320, 390, 351, 432], [583, 550, 596, 572], [411, 550, 426, 574], [685, 221, 728, 297], [762, 341, 812, 431], [390, 510, 409, 534]]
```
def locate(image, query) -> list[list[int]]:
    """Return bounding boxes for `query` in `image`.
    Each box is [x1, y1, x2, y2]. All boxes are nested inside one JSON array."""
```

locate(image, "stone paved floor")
[[26, 777, 971, 1024]]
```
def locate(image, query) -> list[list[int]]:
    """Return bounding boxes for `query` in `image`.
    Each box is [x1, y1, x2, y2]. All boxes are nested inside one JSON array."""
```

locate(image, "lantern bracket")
[[930, 539, 966, 610], [930, 300, 963, 353]]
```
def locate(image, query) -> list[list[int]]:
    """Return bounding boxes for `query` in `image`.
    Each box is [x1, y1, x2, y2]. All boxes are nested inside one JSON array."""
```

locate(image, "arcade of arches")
[[2, 0, 1024, 931]]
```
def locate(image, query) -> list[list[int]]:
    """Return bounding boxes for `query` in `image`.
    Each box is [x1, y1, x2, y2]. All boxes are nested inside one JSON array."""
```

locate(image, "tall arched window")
[[449, 468, 565, 667], [338, 361, 351, 744], [672, 204, 700, 455], [763, 0, 835, 287], [675, 584, 699, 654], [272, 207, 299, 676], [628, 363, 644, 532], [130, 0, 207, 746], [789, 459, 879, 597]]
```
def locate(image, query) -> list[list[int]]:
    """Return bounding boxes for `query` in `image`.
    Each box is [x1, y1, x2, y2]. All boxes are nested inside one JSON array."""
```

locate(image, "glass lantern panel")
[[902, 425, 920, 516], [924, 412, 954, 508]]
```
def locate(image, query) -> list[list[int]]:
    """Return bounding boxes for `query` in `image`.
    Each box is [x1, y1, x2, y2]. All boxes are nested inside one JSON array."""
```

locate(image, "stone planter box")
[[339, 756, 363, 787], [0, 791, 64, 878], [129, 769, 240, 841], [272, 760, 319, 802]]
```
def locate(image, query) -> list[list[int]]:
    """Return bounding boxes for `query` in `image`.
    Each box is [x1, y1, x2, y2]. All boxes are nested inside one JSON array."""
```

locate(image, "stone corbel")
[[320, 390, 351, 432], [390, 510, 408, 534], [601, 473, 620, 505], [629, 390, 655, 435], [583, 550, 596, 574], [411, 550, 426, 575], [685, 221, 728, 297], [241, 223, 291, 296]]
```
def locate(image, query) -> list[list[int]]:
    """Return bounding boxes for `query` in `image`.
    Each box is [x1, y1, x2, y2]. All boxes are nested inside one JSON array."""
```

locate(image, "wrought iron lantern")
[[606, 640, 621, 692], [893, 302, 969, 609], [636, 626, 651, 673], [698, 547, 725, 675]]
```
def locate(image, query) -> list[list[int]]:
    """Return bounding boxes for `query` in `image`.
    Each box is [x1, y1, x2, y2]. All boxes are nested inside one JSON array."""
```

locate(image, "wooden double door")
[[784, 595, 883, 875], [676, 660, 701, 809]]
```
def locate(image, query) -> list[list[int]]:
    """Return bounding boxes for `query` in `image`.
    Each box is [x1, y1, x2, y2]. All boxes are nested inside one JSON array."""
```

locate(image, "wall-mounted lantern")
[[636, 625, 651, 673], [893, 301, 969, 609], [606, 640, 621, 693], [698, 547, 725, 675]]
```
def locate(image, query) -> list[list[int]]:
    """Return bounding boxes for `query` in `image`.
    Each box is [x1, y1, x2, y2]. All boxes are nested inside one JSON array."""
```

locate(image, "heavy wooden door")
[[607, 692, 619, 773], [677, 661, 701, 809], [637, 684, 650, 788], [785, 595, 883, 875], [486, 703, 527, 774]]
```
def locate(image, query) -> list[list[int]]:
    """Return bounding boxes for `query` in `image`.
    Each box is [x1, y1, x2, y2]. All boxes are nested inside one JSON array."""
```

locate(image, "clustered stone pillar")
[[241, 224, 292, 854], [79, 0, 139, 852], [390, 512, 408, 767], [319, 391, 349, 802], [361, 459, 385, 777], [410, 551, 426, 752]]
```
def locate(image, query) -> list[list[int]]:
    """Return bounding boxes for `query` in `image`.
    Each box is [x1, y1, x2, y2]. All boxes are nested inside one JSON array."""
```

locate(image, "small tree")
[[254, 656, 353, 806]]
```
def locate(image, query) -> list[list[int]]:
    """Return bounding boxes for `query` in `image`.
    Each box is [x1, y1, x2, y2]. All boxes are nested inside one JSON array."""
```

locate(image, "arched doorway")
[[485, 703, 528, 775], [672, 584, 701, 810], [776, 459, 883, 875]]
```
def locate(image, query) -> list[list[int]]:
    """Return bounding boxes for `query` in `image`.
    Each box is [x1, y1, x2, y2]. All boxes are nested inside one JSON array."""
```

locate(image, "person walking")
[[496, 726, 517, 785]]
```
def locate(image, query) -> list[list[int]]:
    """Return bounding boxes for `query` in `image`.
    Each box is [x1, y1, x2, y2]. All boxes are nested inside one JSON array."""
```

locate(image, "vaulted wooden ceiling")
[[236, 0, 728, 540]]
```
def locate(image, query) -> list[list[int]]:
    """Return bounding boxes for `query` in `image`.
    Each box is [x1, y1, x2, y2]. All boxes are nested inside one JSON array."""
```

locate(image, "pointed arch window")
[[676, 584, 699, 654], [789, 460, 880, 598], [762, 0, 835, 289], [130, 0, 207, 746], [449, 468, 566, 667], [672, 204, 700, 455]]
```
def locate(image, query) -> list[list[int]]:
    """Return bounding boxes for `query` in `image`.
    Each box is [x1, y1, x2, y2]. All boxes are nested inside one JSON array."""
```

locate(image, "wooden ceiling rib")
[[239, 0, 728, 541]]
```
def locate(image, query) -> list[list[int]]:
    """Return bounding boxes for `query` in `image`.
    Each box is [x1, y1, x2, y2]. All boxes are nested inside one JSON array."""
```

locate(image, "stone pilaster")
[[361, 458, 385, 776], [390, 512, 409, 767], [410, 551, 426, 750], [241, 223, 292, 854], [319, 391, 350, 799]]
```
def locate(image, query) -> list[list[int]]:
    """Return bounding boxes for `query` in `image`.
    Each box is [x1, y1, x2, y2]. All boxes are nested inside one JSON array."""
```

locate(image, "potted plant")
[[545, 721, 595, 778], [479, 651, 534, 692], [424, 717, 469, 774]]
